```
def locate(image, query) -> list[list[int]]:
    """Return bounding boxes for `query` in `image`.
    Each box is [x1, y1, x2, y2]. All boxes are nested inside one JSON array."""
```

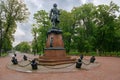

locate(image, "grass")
[[68, 51, 120, 57], [0, 53, 8, 57], [31, 51, 120, 57]]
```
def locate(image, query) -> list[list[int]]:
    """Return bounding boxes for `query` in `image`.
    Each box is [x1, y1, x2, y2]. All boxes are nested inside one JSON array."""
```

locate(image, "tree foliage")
[[0, 0, 29, 55], [32, 10, 50, 53], [15, 42, 31, 53], [59, 10, 75, 53], [94, 2, 120, 52]]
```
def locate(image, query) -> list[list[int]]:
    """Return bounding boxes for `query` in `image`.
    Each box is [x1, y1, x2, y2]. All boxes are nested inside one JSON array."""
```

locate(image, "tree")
[[15, 42, 31, 53], [94, 1, 120, 53], [32, 10, 50, 53], [0, 0, 29, 55], [71, 3, 97, 52], [58, 10, 75, 53], [31, 26, 38, 54], [0, 1, 5, 56]]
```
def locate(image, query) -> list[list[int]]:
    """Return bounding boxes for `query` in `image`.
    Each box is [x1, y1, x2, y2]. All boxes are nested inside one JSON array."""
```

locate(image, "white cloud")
[[13, 26, 25, 46], [30, 0, 43, 9], [81, 0, 86, 4], [93, 0, 120, 6], [14, 26, 25, 37]]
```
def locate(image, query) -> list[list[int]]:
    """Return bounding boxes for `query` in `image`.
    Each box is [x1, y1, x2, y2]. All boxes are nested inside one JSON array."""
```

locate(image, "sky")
[[13, 0, 120, 46]]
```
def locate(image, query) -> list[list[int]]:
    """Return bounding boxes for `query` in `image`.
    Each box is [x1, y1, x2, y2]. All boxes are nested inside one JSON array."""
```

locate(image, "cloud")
[[13, 26, 25, 46], [93, 0, 120, 6], [13, 23, 33, 46], [80, 0, 93, 4], [14, 26, 25, 37]]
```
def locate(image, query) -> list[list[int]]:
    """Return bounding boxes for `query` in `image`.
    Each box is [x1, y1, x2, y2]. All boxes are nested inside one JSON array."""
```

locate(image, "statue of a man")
[[49, 3, 60, 28], [50, 37, 53, 47]]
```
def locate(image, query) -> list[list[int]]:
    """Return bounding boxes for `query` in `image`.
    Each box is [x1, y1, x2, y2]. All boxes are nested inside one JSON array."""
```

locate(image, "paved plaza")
[[0, 53, 120, 80]]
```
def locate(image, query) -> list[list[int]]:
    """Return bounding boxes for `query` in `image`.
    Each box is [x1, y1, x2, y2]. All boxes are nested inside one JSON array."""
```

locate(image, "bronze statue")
[[50, 37, 53, 47], [49, 3, 60, 28]]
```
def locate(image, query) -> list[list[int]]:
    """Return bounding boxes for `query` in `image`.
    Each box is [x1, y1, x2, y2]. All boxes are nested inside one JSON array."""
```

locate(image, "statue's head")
[[53, 3, 57, 7]]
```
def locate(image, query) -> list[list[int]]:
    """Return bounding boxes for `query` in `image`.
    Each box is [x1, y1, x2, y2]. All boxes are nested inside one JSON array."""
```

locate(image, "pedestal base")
[[38, 57, 76, 66], [38, 47, 76, 66], [37, 28, 76, 66]]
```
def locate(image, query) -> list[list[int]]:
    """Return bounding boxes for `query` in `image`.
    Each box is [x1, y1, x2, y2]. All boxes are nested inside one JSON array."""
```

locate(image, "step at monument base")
[[38, 57, 76, 66]]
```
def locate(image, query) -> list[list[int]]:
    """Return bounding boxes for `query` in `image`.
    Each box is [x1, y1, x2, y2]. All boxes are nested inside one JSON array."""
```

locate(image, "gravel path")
[[0, 52, 120, 80]]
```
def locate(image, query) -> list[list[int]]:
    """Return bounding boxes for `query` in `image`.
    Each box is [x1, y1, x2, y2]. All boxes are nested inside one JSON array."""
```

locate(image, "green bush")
[[1, 53, 8, 57], [68, 51, 98, 56], [68, 51, 80, 55], [67, 51, 120, 57]]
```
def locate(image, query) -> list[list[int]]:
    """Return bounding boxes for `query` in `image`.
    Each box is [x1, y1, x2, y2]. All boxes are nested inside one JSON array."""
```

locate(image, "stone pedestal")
[[38, 28, 76, 65]]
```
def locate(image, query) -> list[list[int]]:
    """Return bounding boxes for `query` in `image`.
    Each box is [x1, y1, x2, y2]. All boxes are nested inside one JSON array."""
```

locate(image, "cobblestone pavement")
[[0, 52, 120, 80]]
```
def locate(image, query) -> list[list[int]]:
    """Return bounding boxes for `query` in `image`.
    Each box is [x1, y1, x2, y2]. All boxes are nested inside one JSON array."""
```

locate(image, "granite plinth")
[[38, 28, 76, 66]]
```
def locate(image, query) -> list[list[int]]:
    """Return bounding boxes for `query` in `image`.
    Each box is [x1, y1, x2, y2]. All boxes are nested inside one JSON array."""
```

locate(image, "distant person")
[[32, 50, 36, 56]]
